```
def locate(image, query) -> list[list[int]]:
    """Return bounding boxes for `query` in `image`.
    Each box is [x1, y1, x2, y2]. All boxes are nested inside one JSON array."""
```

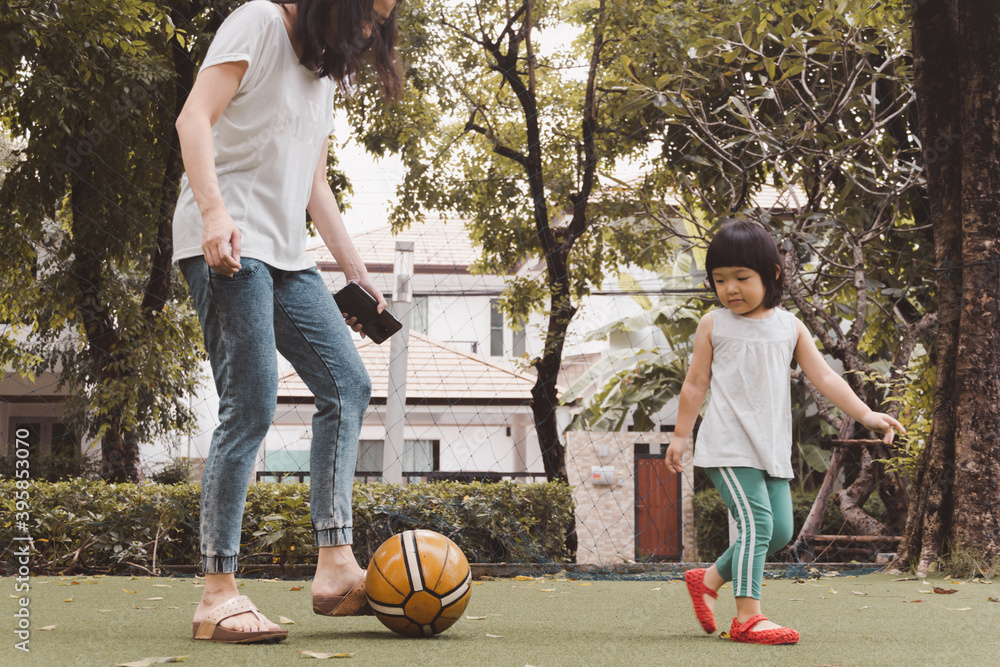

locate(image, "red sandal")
[[684, 568, 718, 634], [729, 614, 799, 645]]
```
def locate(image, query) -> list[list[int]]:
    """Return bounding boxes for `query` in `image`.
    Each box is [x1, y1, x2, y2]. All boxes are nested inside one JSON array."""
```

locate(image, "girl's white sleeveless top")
[[692, 308, 799, 478]]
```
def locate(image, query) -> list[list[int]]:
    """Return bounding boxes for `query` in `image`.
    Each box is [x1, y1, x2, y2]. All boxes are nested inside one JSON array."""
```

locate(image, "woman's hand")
[[664, 436, 690, 474], [341, 276, 388, 337], [201, 210, 242, 276], [861, 411, 906, 445]]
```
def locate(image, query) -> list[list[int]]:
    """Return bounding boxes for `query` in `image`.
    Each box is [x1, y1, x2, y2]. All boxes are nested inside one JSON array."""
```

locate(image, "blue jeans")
[[180, 257, 371, 574]]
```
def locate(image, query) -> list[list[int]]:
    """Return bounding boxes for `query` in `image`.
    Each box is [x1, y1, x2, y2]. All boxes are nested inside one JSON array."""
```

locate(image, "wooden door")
[[635, 454, 682, 561]]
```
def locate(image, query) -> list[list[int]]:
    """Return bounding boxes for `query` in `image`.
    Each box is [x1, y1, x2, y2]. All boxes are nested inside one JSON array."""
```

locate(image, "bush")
[[147, 456, 194, 485], [0, 479, 574, 575]]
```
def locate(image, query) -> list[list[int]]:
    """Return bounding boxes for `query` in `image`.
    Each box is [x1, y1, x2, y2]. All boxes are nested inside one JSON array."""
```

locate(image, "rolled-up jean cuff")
[[202, 554, 238, 574], [315, 526, 353, 547]]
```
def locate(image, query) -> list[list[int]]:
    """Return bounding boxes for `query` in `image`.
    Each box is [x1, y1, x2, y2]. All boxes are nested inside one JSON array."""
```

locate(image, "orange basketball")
[[366, 529, 472, 637]]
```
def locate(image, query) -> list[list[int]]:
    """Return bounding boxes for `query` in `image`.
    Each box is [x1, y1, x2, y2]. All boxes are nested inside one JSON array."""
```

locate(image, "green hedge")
[[0, 479, 574, 575]]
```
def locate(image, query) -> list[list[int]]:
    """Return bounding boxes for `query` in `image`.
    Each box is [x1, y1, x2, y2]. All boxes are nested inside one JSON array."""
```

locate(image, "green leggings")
[[706, 467, 793, 600]]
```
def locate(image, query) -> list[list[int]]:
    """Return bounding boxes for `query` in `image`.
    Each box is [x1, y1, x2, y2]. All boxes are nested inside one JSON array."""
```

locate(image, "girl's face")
[[710, 266, 774, 318]]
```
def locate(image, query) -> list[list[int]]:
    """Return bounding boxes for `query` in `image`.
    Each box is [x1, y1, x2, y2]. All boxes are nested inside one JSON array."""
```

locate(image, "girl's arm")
[[793, 319, 904, 444], [665, 313, 714, 473], [307, 138, 388, 335], [175, 61, 248, 277]]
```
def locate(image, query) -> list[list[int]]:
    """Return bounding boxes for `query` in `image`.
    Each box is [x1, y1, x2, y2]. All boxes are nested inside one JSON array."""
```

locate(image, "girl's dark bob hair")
[[704, 219, 784, 309], [273, 0, 403, 101]]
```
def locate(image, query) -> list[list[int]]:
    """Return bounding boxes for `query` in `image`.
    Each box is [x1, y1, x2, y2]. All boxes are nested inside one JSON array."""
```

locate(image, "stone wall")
[[566, 431, 696, 564]]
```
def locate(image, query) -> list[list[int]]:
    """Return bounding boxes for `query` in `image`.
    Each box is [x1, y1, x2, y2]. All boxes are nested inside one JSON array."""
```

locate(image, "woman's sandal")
[[728, 614, 799, 645], [684, 568, 718, 633], [313, 578, 375, 617], [192, 595, 288, 643]]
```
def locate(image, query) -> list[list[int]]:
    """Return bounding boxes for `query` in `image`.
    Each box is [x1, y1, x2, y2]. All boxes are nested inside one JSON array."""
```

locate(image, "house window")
[[512, 316, 526, 357], [261, 449, 310, 482], [403, 439, 439, 481], [6, 418, 78, 480], [411, 297, 428, 335], [490, 299, 503, 356], [357, 439, 385, 480], [354, 439, 440, 482], [383, 297, 428, 335]]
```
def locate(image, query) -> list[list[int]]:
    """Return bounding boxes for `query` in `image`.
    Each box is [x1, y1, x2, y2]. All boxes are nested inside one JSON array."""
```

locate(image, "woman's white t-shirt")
[[692, 308, 799, 479], [172, 0, 336, 271]]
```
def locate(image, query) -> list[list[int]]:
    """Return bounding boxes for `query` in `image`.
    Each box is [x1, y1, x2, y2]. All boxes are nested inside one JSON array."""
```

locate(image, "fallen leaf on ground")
[[466, 615, 488, 620], [933, 587, 958, 595], [115, 657, 188, 667], [852, 591, 867, 596], [893, 577, 918, 582], [38, 625, 57, 631], [279, 616, 295, 624], [146, 597, 164, 601], [719, 632, 731, 640], [152, 584, 171, 588], [290, 586, 303, 591], [857, 606, 869, 611], [788, 598, 804, 601], [296, 650, 354, 659], [947, 607, 972, 611], [988, 597, 999, 603], [65, 598, 74, 603], [485, 634, 504, 638], [123, 589, 138, 594], [578, 583, 593, 587], [513, 576, 535, 581]]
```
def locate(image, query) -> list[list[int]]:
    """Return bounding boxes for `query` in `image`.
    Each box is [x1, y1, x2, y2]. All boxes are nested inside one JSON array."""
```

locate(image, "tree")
[[577, 0, 939, 552], [892, 0, 1000, 576], [0, 1, 228, 481], [344, 0, 662, 482]]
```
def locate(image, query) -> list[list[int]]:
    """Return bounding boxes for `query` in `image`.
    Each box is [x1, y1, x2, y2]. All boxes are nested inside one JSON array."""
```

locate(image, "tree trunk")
[[894, 0, 1000, 575], [834, 448, 890, 537], [784, 419, 853, 561], [70, 179, 145, 483], [949, 0, 1000, 561]]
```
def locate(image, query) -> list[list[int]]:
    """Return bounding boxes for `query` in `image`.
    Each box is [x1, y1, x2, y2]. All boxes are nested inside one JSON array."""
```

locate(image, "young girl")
[[664, 219, 903, 645]]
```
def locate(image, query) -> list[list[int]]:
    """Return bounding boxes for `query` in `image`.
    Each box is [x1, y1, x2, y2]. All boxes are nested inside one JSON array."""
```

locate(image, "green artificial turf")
[[2, 571, 998, 666]]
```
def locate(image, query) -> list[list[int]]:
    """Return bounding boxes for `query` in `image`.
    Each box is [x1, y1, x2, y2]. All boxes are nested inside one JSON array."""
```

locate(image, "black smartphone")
[[334, 282, 402, 345]]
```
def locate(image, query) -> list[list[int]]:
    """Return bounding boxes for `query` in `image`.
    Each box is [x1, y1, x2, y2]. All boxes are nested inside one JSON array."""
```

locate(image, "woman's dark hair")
[[274, 0, 403, 100], [704, 219, 784, 308]]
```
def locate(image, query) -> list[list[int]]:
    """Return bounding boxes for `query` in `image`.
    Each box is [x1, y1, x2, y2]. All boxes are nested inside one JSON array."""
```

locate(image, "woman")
[[173, 0, 401, 643]]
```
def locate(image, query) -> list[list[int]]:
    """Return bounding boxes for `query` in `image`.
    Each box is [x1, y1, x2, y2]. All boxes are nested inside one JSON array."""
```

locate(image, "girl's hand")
[[664, 437, 689, 474], [862, 411, 906, 445]]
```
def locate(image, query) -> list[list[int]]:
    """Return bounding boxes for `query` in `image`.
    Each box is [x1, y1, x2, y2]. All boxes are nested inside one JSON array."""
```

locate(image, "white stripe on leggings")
[[719, 467, 754, 598]]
